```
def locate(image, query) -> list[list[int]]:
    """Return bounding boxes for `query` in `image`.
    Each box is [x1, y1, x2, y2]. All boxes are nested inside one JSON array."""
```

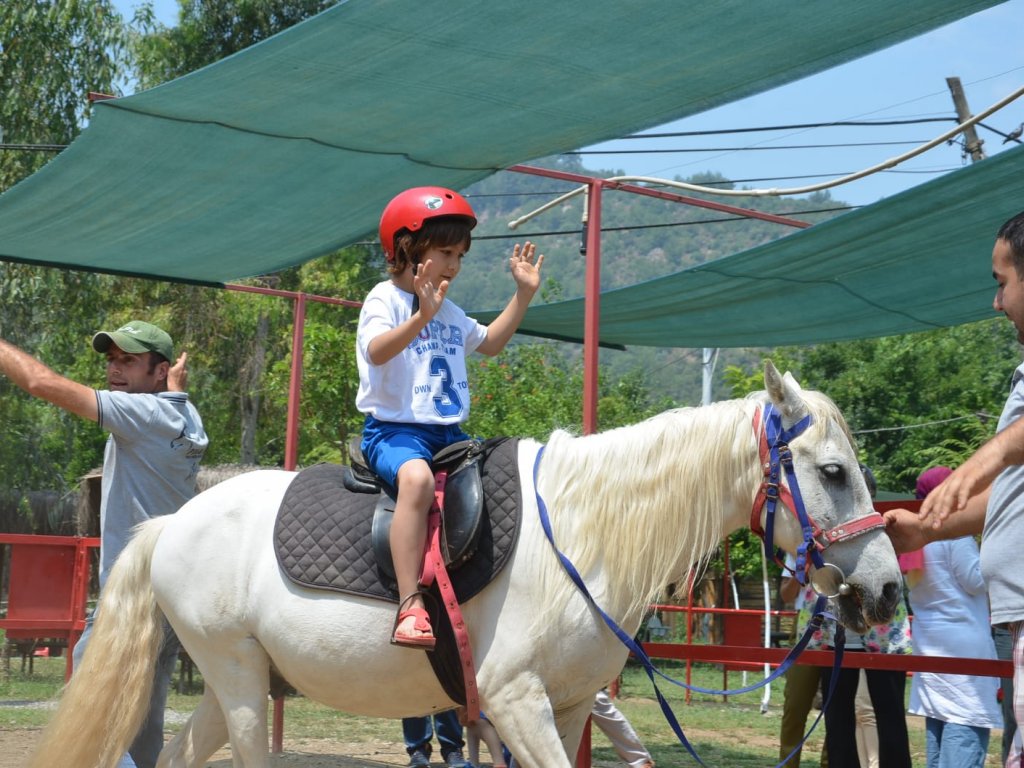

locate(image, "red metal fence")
[[0, 533, 99, 680]]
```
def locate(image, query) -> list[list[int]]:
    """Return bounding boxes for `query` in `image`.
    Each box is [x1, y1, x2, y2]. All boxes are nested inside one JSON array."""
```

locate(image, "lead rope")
[[532, 446, 845, 768]]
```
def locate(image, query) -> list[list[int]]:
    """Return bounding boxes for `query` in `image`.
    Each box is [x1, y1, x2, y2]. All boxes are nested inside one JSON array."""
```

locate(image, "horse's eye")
[[821, 464, 845, 483]]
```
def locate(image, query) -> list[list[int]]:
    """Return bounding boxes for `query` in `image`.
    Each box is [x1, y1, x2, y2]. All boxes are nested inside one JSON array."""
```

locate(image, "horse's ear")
[[764, 359, 810, 426]]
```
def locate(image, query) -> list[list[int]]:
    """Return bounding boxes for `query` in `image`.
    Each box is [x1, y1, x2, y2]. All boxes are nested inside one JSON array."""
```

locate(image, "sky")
[[113, 0, 1024, 207]]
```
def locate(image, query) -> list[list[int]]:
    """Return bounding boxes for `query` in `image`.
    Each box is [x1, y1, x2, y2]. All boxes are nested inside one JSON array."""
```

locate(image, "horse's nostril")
[[882, 580, 901, 607]]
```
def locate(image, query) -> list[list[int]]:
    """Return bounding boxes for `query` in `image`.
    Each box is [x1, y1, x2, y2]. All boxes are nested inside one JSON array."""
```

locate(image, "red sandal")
[[391, 595, 436, 651]]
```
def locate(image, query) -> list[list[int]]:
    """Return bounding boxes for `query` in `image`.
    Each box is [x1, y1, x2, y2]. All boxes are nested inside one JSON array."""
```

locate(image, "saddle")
[[273, 436, 522, 707], [344, 437, 487, 587]]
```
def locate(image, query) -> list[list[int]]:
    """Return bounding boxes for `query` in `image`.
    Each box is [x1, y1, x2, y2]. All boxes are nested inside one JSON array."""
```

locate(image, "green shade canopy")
[[0, 0, 1000, 289], [472, 145, 1024, 348]]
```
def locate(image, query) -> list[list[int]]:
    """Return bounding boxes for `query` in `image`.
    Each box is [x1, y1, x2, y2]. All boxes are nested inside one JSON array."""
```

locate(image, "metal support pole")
[[582, 180, 603, 435], [284, 293, 306, 473], [275, 291, 305, 753]]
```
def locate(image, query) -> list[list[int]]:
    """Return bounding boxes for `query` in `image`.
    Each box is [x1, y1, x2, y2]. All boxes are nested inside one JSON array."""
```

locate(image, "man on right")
[[885, 209, 1024, 767]]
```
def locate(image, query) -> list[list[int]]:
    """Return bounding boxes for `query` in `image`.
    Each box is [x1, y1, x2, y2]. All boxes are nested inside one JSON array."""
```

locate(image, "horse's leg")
[[157, 688, 228, 768], [185, 636, 272, 768], [487, 679, 590, 768]]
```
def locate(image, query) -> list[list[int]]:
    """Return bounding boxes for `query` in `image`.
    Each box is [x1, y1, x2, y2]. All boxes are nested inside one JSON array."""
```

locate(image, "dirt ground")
[[0, 725, 749, 767], [0, 729, 416, 768]]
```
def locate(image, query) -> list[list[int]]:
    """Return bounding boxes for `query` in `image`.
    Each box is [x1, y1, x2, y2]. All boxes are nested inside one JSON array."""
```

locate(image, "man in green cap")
[[0, 319, 208, 768]]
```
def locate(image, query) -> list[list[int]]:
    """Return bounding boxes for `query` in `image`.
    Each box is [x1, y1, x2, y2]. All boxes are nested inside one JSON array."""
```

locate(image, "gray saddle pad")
[[273, 437, 522, 605]]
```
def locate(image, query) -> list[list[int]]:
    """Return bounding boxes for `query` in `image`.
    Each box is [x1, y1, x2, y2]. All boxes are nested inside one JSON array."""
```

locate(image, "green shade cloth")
[[471, 145, 1024, 348], [0, 0, 999, 289]]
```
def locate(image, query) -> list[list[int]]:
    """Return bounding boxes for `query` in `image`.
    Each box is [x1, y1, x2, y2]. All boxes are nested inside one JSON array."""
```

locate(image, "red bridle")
[[750, 405, 886, 587]]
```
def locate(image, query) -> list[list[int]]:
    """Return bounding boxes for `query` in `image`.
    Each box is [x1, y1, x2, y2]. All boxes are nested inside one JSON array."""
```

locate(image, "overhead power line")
[[474, 205, 856, 241], [852, 412, 994, 435], [570, 141, 929, 155], [616, 117, 957, 138]]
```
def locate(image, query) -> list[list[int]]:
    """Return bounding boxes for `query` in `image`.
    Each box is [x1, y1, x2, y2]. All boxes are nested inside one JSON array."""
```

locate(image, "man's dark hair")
[[859, 463, 877, 499], [997, 210, 1024, 276], [145, 351, 169, 374]]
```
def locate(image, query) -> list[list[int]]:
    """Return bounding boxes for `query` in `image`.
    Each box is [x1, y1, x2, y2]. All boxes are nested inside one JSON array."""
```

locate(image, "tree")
[[131, 0, 332, 88], [0, 0, 128, 190], [789, 320, 1016, 491], [0, 1, 129, 498]]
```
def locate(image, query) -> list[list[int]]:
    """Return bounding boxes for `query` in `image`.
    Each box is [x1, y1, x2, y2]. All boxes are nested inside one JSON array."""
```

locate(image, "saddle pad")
[[274, 436, 522, 605]]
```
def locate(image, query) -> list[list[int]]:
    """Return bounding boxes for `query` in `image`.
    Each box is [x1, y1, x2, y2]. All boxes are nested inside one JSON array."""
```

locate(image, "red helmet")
[[378, 186, 477, 260]]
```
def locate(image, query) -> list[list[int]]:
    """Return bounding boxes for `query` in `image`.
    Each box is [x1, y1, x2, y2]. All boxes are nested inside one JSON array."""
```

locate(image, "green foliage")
[[783, 320, 1016, 491], [465, 343, 584, 440], [131, 0, 333, 88], [0, 0, 128, 190]]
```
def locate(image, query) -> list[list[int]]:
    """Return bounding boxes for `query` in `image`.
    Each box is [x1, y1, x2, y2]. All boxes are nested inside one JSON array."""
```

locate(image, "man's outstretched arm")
[[0, 339, 98, 421]]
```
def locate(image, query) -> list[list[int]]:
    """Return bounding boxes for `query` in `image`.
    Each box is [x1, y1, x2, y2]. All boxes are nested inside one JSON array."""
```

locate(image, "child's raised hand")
[[413, 258, 448, 320], [510, 241, 544, 294]]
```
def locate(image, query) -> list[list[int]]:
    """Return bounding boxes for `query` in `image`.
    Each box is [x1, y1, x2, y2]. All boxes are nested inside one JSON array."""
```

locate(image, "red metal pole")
[[273, 292, 306, 753], [685, 571, 695, 704], [67, 538, 92, 681], [284, 293, 306, 473]]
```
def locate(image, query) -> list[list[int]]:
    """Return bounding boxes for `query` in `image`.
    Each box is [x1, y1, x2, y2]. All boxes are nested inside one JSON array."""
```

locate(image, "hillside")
[[447, 155, 852, 403]]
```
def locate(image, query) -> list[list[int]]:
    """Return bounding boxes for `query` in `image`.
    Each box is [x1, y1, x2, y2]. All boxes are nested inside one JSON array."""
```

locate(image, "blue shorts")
[[361, 416, 470, 490]]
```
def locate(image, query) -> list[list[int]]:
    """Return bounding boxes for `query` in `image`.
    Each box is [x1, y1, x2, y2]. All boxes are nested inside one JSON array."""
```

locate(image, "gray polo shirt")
[[981, 360, 1024, 626], [95, 389, 208, 587]]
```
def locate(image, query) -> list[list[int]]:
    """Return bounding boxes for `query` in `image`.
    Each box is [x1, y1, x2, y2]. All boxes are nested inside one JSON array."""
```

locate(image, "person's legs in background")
[[433, 709, 468, 767], [590, 689, 654, 768], [780, 664, 828, 767], [820, 665, 863, 768], [929, 719, 989, 768], [924, 718, 943, 768], [853, 669, 879, 768], [863, 669, 911, 768], [465, 714, 507, 767], [403, 716, 433, 767], [128, 624, 181, 768], [994, 625, 1017, 765], [1007, 621, 1024, 768]]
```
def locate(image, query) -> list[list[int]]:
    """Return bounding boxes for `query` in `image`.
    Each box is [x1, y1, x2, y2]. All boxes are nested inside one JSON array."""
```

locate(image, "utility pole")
[[701, 347, 718, 406], [946, 76, 986, 163]]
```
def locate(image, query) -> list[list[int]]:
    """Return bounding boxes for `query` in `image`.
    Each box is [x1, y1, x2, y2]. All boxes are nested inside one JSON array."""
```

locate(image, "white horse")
[[29, 362, 901, 768]]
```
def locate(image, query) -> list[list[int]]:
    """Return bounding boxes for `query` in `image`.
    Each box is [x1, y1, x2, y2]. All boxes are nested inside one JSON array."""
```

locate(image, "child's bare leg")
[[391, 458, 436, 641]]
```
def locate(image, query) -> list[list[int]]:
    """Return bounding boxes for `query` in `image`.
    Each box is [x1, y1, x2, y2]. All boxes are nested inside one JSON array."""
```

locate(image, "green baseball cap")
[[92, 321, 174, 362]]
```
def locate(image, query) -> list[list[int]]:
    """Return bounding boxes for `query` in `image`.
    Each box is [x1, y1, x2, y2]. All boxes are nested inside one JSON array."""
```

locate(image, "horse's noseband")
[[750, 404, 885, 592]]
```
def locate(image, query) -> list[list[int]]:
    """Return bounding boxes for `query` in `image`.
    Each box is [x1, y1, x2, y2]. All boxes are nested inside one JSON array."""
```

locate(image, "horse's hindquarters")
[[151, 470, 456, 719]]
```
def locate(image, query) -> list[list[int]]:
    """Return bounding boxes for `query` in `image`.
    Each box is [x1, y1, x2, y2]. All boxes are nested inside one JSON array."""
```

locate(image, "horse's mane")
[[532, 386, 852, 631]]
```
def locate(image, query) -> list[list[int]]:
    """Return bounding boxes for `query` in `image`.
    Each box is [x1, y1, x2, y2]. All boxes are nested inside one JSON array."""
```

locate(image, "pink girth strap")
[[420, 471, 480, 721]]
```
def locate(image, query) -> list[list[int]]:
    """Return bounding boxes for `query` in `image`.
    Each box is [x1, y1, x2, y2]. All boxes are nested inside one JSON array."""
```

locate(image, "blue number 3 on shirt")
[[429, 355, 463, 418]]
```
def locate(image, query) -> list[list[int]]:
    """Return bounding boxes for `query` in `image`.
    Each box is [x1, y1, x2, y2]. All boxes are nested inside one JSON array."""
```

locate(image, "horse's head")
[[751, 360, 902, 634]]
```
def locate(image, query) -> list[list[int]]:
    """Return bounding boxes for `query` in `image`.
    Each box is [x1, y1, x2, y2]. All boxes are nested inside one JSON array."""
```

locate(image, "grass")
[[0, 653, 1005, 767]]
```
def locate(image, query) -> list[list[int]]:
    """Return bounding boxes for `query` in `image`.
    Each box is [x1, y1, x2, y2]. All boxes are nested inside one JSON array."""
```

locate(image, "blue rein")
[[757, 402, 825, 585]]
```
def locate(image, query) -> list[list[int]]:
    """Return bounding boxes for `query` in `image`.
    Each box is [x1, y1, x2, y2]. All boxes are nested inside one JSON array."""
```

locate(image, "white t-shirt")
[[908, 537, 1001, 728], [356, 280, 487, 425]]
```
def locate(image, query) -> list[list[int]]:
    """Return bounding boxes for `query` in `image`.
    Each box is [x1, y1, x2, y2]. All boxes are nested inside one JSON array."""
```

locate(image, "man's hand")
[[920, 446, 1000, 524], [169, 352, 189, 392], [883, 508, 932, 554]]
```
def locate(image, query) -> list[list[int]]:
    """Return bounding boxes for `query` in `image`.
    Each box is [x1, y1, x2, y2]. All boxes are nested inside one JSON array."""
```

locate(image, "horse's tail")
[[28, 516, 172, 768]]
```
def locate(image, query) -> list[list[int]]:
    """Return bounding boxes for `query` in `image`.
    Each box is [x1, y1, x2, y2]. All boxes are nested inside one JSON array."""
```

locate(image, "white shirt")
[[907, 537, 1002, 728], [356, 280, 487, 424]]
